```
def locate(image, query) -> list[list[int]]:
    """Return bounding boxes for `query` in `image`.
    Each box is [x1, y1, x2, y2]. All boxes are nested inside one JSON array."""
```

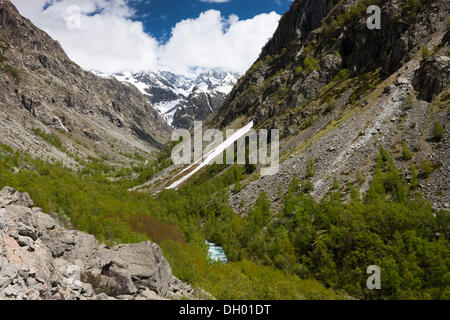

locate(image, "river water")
[[206, 241, 228, 264]]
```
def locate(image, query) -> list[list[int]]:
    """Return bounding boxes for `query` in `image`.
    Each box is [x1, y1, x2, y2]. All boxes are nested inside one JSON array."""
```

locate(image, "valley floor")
[[0, 143, 448, 300]]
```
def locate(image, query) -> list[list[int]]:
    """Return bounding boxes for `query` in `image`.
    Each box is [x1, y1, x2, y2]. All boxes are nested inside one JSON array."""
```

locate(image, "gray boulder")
[[413, 55, 450, 102], [0, 186, 198, 300], [99, 241, 172, 296]]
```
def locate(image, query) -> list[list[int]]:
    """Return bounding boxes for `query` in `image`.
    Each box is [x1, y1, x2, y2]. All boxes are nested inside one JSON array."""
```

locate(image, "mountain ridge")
[[204, 0, 449, 213], [0, 0, 170, 168], [93, 69, 240, 129]]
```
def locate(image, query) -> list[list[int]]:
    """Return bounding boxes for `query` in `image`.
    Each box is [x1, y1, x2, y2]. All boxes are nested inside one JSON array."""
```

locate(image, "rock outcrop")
[[0, 187, 201, 300], [213, 0, 450, 129], [171, 86, 227, 130], [413, 55, 450, 102]]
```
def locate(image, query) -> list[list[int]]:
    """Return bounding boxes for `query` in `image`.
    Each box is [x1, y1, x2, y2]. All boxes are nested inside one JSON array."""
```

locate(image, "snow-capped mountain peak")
[[92, 69, 240, 128]]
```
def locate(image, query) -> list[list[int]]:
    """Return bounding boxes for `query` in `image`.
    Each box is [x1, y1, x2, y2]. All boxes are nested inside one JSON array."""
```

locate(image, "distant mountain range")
[[93, 70, 240, 129]]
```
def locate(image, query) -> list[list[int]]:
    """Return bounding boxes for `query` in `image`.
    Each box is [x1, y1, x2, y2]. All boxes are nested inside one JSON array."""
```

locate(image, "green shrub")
[[303, 55, 320, 73], [408, 162, 419, 190], [419, 160, 434, 178], [250, 60, 263, 71], [39, 130, 64, 149], [302, 117, 314, 129], [333, 69, 349, 82], [32, 128, 64, 151], [306, 158, 316, 178], [302, 178, 314, 193], [356, 170, 365, 186], [294, 66, 304, 75], [432, 121, 444, 141], [324, 96, 336, 114], [232, 182, 242, 193], [401, 142, 413, 161], [421, 47, 431, 59], [332, 178, 340, 190]]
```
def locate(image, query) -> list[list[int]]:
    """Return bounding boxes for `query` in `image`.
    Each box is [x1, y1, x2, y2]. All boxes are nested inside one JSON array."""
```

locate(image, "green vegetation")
[[322, 0, 384, 38], [333, 69, 349, 83], [348, 71, 380, 105], [0, 53, 8, 63], [162, 241, 338, 300], [419, 160, 435, 178], [324, 96, 336, 114], [32, 128, 65, 152], [250, 60, 264, 71], [356, 170, 365, 186], [206, 147, 449, 299], [432, 121, 444, 141], [421, 46, 431, 59], [303, 55, 320, 74], [401, 142, 413, 161], [294, 66, 304, 75], [301, 117, 314, 130], [1, 64, 20, 83], [232, 181, 242, 193], [0, 144, 337, 299], [433, 45, 439, 54], [306, 158, 316, 178], [0, 143, 447, 300]]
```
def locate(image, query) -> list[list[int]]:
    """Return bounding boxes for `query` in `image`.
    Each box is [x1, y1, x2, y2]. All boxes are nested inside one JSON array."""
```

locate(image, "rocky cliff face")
[[214, 0, 449, 128], [208, 0, 449, 212], [0, 186, 202, 300], [171, 85, 227, 130], [0, 0, 171, 167]]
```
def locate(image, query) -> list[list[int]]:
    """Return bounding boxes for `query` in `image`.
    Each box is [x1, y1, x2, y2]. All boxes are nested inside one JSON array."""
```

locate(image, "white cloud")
[[11, 0, 159, 73], [10, 0, 280, 75], [159, 10, 280, 75]]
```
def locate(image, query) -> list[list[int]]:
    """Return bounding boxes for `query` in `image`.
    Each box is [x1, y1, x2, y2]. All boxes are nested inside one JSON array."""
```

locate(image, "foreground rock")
[[0, 187, 204, 300]]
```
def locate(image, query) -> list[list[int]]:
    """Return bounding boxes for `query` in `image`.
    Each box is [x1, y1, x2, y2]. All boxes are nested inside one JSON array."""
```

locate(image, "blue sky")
[[12, 0, 290, 75], [130, 0, 292, 42]]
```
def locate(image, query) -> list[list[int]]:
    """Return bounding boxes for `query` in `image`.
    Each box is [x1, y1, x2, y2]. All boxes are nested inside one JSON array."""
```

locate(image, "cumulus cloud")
[[159, 10, 280, 75], [10, 0, 280, 75], [11, 0, 159, 73]]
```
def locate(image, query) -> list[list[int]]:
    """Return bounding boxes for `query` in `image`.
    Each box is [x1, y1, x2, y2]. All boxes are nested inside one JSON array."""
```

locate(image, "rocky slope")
[[0, 0, 171, 168], [0, 186, 203, 300], [207, 0, 449, 212], [94, 70, 239, 129]]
